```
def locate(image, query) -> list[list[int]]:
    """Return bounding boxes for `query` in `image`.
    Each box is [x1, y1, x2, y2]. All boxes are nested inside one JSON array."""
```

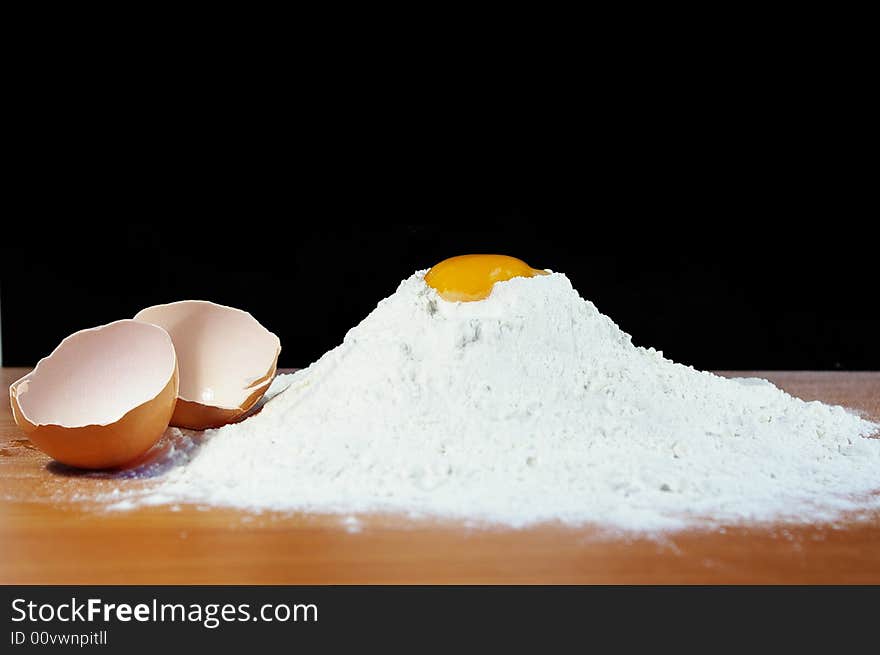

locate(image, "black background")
[[1, 57, 876, 370], [2, 214, 876, 370]]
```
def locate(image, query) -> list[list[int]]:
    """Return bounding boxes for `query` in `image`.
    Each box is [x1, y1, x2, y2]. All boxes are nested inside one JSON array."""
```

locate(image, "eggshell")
[[133, 301, 281, 430], [8, 320, 179, 469]]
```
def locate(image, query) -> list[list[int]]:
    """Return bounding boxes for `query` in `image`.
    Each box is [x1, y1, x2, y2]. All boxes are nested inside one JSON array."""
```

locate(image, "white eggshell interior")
[[134, 301, 280, 409], [16, 320, 176, 427]]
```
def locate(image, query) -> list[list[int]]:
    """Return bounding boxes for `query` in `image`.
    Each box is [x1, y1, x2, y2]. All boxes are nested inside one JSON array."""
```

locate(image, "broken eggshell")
[[133, 301, 281, 430], [8, 320, 179, 470]]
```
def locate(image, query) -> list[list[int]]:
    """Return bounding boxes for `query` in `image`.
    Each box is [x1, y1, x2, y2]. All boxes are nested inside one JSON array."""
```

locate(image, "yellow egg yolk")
[[424, 255, 548, 302]]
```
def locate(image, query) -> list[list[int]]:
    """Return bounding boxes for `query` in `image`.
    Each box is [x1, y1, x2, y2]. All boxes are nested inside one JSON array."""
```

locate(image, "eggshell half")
[[133, 301, 281, 430], [8, 320, 179, 469]]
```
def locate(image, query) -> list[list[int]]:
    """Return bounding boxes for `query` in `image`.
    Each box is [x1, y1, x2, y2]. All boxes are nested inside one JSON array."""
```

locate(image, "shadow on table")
[[46, 426, 208, 480], [44, 372, 295, 480]]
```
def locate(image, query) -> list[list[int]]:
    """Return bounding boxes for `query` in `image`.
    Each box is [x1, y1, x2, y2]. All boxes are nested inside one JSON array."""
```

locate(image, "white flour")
[[139, 271, 880, 531]]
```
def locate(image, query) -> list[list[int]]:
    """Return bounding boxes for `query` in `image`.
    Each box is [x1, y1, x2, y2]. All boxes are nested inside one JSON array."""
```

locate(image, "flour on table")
[[133, 271, 879, 531]]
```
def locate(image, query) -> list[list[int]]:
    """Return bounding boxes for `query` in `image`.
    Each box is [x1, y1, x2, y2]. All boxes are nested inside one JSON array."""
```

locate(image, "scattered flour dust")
[[131, 271, 879, 532]]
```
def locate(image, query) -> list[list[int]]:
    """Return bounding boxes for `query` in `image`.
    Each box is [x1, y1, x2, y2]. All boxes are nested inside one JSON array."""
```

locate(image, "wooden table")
[[1, 368, 878, 584]]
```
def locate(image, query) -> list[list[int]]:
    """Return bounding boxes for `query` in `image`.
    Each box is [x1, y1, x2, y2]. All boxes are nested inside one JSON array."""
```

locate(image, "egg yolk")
[[424, 254, 548, 302]]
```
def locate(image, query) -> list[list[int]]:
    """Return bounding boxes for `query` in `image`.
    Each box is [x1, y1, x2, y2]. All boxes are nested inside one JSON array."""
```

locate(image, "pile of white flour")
[[140, 271, 880, 531]]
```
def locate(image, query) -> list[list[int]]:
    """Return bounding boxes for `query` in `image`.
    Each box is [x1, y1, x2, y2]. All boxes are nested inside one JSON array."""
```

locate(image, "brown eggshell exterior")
[[169, 357, 277, 430], [9, 365, 179, 470]]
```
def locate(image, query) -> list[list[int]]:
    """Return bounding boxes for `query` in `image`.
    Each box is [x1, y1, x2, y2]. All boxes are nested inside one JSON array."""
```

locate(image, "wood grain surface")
[[1, 367, 878, 584]]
